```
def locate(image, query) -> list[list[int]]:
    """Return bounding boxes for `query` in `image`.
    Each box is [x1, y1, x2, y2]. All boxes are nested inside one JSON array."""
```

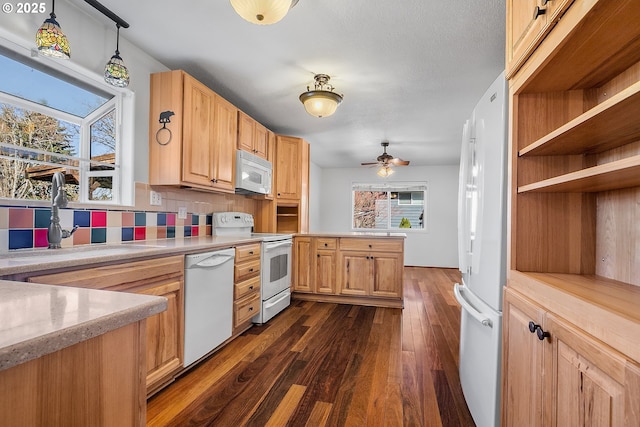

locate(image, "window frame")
[[351, 182, 428, 232], [0, 32, 134, 206]]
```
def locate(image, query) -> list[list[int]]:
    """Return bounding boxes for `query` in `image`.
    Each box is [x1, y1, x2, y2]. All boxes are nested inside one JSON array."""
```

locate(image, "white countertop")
[[0, 280, 166, 371]]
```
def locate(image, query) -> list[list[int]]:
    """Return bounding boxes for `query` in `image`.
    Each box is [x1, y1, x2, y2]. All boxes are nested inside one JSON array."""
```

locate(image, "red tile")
[[134, 227, 146, 241], [34, 229, 48, 248], [9, 208, 33, 228], [192, 226, 199, 236], [167, 213, 176, 226], [157, 227, 167, 239], [122, 212, 134, 227], [91, 211, 107, 227]]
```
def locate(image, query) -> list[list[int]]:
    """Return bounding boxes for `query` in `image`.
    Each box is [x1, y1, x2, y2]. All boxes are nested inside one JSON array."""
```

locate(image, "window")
[[352, 182, 427, 230], [0, 41, 132, 205]]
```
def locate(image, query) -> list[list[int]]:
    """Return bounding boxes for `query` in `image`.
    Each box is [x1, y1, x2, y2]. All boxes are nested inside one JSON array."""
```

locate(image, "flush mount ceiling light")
[[299, 74, 344, 118], [36, 0, 71, 59], [84, 0, 130, 88], [230, 0, 299, 25]]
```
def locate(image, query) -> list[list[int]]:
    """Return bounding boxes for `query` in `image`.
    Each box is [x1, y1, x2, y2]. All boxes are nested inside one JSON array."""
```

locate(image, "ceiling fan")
[[361, 141, 410, 170]]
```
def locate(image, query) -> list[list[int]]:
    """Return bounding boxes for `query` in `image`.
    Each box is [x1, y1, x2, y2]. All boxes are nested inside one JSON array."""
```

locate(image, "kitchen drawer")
[[315, 238, 337, 250], [234, 292, 260, 326], [235, 275, 260, 300], [339, 238, 403, 253], [235, 258, 260, 282], [235, 243, 261, 262]]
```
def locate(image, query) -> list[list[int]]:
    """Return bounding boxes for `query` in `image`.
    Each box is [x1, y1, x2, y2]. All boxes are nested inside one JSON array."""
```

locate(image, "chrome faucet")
[[48, 172, 77, 249]]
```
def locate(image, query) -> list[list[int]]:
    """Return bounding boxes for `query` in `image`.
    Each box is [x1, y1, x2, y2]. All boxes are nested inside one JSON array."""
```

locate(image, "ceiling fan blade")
[[390, 159, 410, 166], [361, 162, 380, 166]]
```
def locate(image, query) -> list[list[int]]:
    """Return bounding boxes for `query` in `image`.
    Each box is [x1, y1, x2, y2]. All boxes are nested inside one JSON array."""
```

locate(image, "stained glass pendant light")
[[36, 0, 71, 59], [230, 0, 299, 25], [104, 24, 129, 87]]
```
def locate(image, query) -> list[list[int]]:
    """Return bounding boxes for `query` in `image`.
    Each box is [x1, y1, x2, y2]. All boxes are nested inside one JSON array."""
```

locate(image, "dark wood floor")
[[147, 267, 475, 426]]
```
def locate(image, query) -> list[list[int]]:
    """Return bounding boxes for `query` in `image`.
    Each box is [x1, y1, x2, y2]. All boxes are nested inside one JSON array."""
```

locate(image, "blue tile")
[[121, 227, 134, 241], [157, 212, 167, 226], [166, 226, 175, 239], [192, 215, 199, 226], [74, 210, 91, 227], [34, 209, 51, 228], [9, 229, 33, 250], [135, 212, 146, 226], [91, 228, 107, 244], [184, 226, 192, 237]]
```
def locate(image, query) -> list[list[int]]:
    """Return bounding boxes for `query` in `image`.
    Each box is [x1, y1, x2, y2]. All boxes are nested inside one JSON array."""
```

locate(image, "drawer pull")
[[368, 244, 372, 248], [249, 286, 254, 290], [249, 307, 253, 311], [249, 268, 254, 272], [324, 243, 328, 247], [249, 251, 254, 255]]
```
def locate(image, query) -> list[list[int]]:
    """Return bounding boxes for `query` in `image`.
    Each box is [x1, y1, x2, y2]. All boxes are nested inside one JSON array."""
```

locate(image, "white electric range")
[[211, 212, 293, 323]]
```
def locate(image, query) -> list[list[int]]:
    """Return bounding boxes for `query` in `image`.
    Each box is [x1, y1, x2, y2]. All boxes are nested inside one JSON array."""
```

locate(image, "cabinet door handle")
[[249, 307, 253, 311], [528, 321, 550, 341], [541, 0, 549, 5], [536, 327, 550, 341], [249, 285, 254, 290], [368, 244, 372, 248], [324, 243, 328, 247], [249, 251, 254, 255], [249, 268, 254, 272], [533, 6, 546, 19], [317, 254, 320, 258]]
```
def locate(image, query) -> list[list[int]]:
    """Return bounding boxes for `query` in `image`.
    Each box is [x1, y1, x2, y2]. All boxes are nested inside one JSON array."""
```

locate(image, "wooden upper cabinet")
[[237, 111, 269, 160], [212, 95, 238, 192], [182, 75, 215, 187], [149, 70, 237, 193], [505, 0, 573, 78], [275, 135, 303, 200]]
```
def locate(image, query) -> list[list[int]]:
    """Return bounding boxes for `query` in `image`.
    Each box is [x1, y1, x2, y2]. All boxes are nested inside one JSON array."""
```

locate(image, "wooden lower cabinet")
[[292, 235, 404, 308], [25, 256, 184, 396], [0, 322, 146, 427], [233, 243, 261, 335], [502, 287, 640, 427]]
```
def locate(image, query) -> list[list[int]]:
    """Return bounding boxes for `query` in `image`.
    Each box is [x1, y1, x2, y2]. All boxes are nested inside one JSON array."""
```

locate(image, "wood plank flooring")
[[147, 267, 475, 426]]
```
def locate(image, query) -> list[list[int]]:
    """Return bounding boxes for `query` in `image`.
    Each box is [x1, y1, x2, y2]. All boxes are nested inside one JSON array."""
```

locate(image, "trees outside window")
[[0, 46, 124, 204], [352, 183, 427, 230]]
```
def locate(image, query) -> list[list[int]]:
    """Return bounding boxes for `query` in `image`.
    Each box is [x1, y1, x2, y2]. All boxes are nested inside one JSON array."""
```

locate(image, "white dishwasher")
[[183, 248, 235, 368]]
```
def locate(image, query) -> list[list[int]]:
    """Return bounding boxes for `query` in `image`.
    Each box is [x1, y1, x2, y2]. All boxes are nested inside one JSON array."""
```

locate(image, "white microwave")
[[235, 150, 272, 195]]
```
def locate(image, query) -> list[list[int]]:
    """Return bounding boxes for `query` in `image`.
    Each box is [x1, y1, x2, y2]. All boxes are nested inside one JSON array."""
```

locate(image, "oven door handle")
[[264, 241, 293, 251]]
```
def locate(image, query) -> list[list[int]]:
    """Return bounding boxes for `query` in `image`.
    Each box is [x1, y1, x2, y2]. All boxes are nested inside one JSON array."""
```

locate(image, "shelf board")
[[276, 214, 298, 217], [519, 81, 640, 156], [518, 155, 640, 193], [519, 0, 640, 93]]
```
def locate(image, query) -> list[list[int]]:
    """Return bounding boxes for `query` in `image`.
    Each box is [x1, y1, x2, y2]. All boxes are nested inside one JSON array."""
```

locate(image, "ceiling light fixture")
[[299, 74, 343, 118], [230, 0, 299, 25], [84, 0, 130, 88], [377, 166, 395, 178], [36, 0, 71, 59]]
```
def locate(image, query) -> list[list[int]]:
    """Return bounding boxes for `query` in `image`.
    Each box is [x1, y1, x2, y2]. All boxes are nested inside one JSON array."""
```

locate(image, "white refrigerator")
[[455, 72, 507, 427]]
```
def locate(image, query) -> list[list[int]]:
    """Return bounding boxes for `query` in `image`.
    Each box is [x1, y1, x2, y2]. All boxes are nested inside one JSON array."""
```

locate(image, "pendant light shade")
[[36, 0, 70, 59], [377, 166, 395, 177], [230, 0, 298, 25], [299, 74, 343, 118], [104, 24, 129, 87]]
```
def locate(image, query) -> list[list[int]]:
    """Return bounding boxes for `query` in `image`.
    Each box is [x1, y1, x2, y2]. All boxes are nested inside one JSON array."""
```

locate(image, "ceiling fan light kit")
[[362, 141, 410, 177], [299, 74, 344, 118], [230, 0, 299, 25]]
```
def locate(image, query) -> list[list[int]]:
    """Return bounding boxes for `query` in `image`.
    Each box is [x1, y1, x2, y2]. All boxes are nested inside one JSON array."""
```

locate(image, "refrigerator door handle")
[[454, 282, 493, 327]]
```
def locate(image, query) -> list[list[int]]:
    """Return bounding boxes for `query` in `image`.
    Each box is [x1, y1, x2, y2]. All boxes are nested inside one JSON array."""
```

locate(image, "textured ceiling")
[[79, 0, 506, 168]]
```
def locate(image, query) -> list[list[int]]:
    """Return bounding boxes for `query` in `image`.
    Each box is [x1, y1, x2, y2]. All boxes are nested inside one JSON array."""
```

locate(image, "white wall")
[[0, 0, 170, 183], [308, 161, 323, 232], [313, 165, 459, 268]]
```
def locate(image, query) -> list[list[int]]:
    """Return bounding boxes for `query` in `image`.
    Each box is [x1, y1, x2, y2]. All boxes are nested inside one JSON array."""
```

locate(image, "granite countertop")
[[297, 232, 407, 238], [0, 280, 166, 371], [0, 235, 263, 277]]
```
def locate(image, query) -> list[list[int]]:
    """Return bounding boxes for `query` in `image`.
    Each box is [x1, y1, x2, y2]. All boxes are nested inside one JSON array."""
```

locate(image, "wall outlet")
[[149, 190, 162, 206], [178, 207, 188, 219]]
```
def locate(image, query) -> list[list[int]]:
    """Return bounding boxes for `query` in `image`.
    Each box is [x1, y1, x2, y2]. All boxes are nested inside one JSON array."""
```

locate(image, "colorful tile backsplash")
[[0, 205, 213, 252]]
